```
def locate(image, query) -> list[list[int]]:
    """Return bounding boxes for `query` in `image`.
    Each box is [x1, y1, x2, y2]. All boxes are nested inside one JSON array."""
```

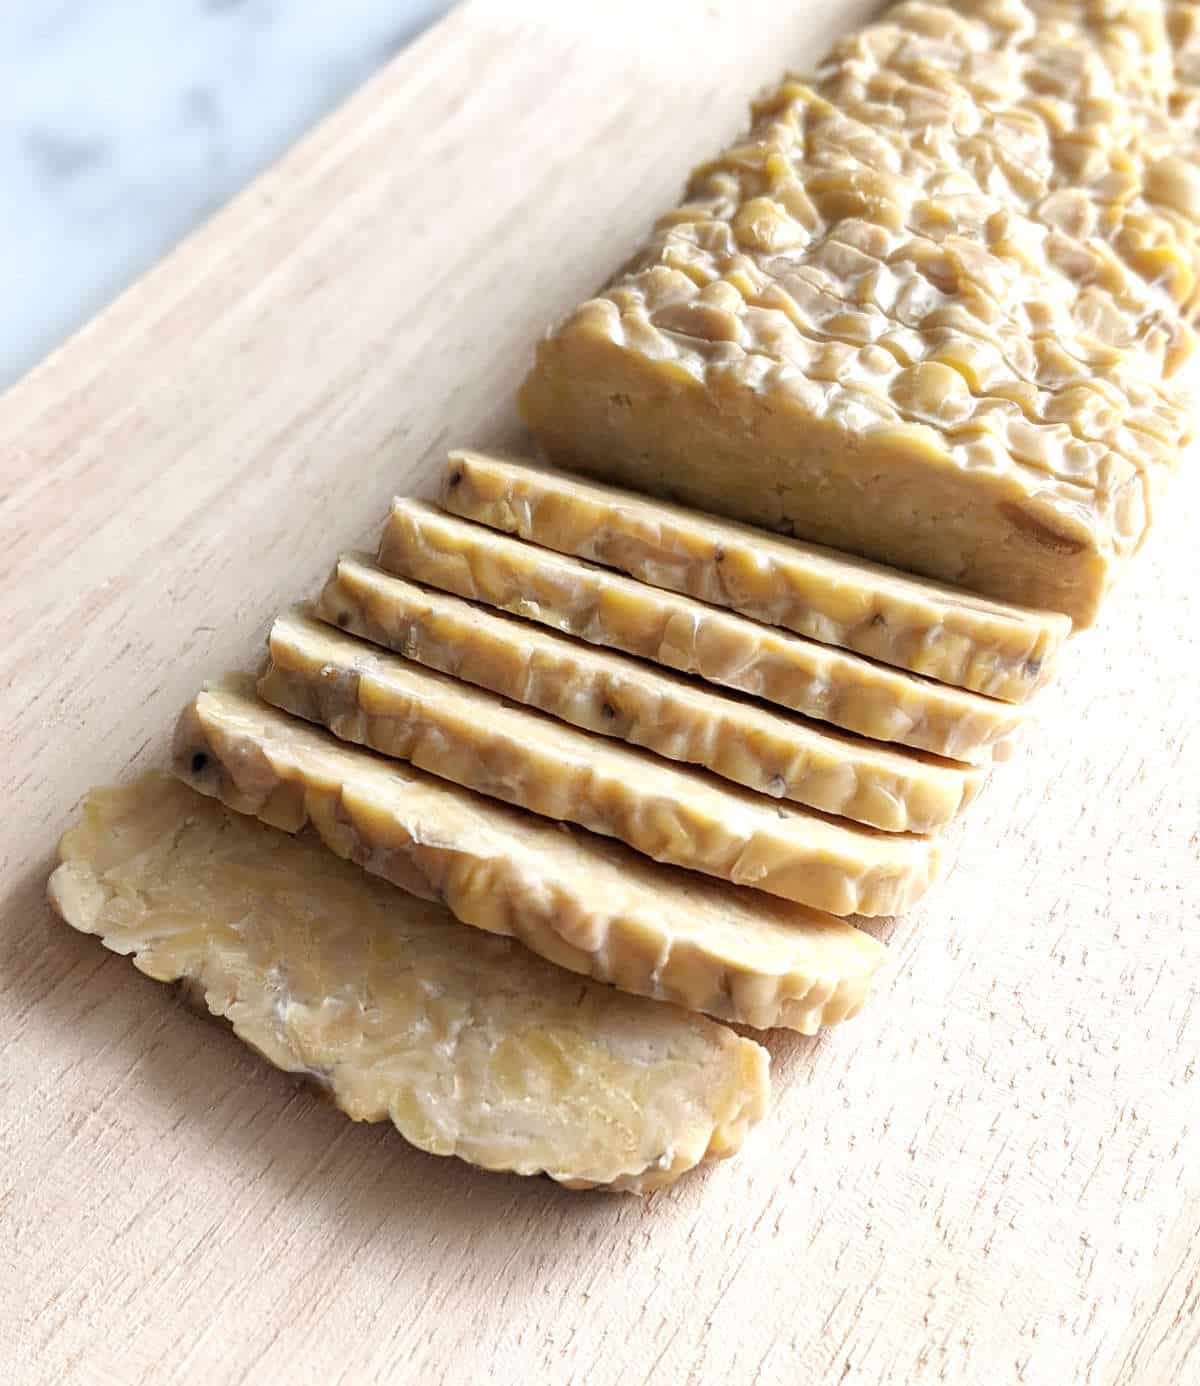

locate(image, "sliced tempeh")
[[440, 450, 1070, 702], [48, 773, 770, 1193], [377, 500, 1022, 764], [318, 553, 984, 833], [172, 682, 887, 1032], [260, 610, 944, 914]]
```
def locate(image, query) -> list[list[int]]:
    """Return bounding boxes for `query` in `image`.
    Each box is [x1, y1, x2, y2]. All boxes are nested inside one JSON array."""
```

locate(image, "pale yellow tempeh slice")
[[259, 610, 944, 914], [172, 682, 887, 1032], [377, 500, 1022, 764], [48, 773, 770, 1193], [440, 450, 1070, 703], [318, 553, 984, 834]]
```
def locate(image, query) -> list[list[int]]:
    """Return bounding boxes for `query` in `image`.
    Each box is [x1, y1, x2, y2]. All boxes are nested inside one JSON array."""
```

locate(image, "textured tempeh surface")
[[48, 773, 771, 1194], [258, 609, 946, 913], [439, 449, 1070, 700], [378, 499, 1024, 762], [173, 681, 886, 1028], [520, 0, 1199, 623], [2, 4, 1197, 1385], [318, 553, 986, 832]]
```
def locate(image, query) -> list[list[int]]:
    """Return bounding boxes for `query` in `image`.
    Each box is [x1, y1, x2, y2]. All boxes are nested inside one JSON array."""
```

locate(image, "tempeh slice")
[[377, 500, 1021, 765], [172, 683, 886, 1033], [439, 450, 1069, 701], [318, 554, 984, 834], [48, 773, 770, 1193], [259, 610, 944, 914]]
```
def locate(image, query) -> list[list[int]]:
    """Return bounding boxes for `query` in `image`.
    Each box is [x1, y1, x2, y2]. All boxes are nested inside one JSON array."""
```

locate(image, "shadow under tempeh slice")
[[439, 450, 1070, 702], [377, 500, 1022, 764], [318, 553, 984, 834], [172, 682, 886, 1033], [259, 609, 945, 914], [48, 773, 770, 1193]]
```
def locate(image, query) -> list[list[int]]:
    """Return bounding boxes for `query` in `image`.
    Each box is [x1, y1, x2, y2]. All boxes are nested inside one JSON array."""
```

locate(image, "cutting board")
[[2, 3, 1198, 1383]]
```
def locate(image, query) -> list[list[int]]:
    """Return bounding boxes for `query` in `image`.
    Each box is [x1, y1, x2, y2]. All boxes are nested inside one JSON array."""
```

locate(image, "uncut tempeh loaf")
[[520, 0, 1199, 625], [49, 774, 770, 1193]]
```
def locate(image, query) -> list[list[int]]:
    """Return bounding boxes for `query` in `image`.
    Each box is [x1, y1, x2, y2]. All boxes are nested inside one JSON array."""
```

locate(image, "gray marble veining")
[[0, 0, 453, 389]]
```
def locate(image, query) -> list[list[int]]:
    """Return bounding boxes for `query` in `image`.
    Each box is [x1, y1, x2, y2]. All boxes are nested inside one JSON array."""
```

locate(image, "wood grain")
[[1, 3, 1196, 1383]]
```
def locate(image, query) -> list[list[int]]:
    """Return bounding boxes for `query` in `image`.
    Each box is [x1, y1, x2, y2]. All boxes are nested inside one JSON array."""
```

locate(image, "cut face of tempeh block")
[[518, 1, 1196, 625], [48, 773, 770, 1193], [172, 683, 887, 1033], [318, 554, 984, 834], [439, 450, 1070, 702], [259, 610, 944, 914], [377, 500, 1022, 765]]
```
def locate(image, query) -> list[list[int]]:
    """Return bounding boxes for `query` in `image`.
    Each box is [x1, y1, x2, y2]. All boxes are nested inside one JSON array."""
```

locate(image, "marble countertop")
[[0, 0, 453, 391]]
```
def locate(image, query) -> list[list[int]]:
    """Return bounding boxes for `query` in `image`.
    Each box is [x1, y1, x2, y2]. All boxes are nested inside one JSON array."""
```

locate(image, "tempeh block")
[[519, 1, 1196, 624]]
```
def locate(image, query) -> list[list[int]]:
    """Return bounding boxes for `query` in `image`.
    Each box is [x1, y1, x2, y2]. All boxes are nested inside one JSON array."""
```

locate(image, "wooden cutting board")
[[2, 3, 1197, 1383]]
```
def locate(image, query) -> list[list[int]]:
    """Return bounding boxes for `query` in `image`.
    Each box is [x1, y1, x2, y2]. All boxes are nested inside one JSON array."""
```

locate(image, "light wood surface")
[[2, 3, 1197, 1383]]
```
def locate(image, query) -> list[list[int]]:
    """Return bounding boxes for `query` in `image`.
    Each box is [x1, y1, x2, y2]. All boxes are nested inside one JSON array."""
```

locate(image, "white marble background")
[[0, 0, 453, 390]]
